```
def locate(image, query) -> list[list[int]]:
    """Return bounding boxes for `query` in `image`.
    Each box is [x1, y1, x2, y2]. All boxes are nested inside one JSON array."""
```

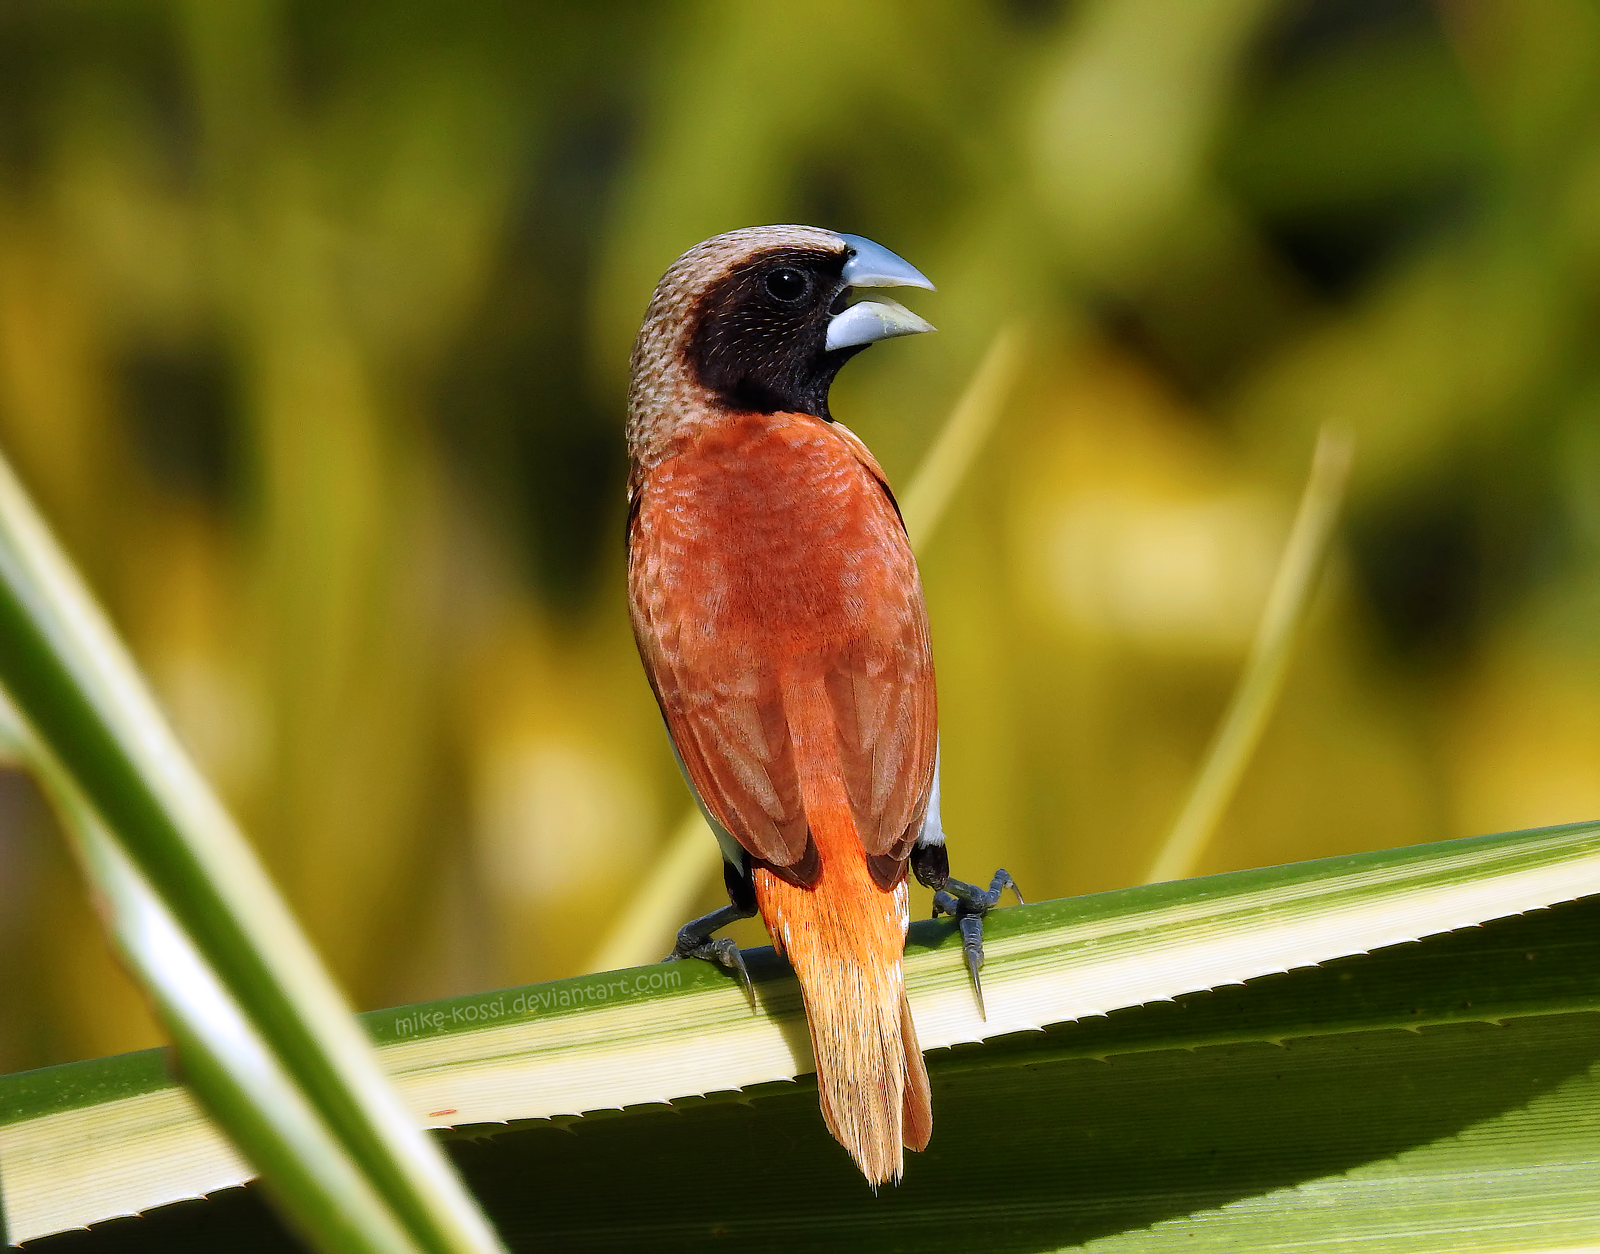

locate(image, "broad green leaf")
[[0, 454, 504, 1253], [444, 899, 1600, 1254], [4, 823, 1597, 1246]]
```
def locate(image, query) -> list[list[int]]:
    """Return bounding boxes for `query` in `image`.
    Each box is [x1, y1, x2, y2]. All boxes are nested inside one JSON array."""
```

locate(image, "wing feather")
[[628, 413, 936, 875]]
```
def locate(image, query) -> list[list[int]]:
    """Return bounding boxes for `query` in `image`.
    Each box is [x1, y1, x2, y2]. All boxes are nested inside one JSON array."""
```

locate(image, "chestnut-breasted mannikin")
[[625, 225, 1016, 1186]]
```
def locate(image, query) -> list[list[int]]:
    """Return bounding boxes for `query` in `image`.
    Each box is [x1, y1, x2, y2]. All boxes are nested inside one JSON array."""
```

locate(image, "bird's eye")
[[764, 268, 810, 303]]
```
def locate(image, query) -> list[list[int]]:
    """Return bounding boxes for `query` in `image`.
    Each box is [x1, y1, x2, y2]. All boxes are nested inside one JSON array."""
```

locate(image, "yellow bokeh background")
[[2, 0, 1598, 1071]]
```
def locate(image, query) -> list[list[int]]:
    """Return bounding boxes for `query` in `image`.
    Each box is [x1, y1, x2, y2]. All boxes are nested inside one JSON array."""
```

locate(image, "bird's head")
[[627, 225, 934, 464]]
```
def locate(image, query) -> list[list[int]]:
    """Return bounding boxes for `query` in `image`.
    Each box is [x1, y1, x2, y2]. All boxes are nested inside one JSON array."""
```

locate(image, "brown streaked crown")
[[627, 225, 852, 469]]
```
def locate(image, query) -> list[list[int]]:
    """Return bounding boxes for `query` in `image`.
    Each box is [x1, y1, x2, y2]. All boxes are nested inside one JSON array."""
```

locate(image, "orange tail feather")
[[754, 703, 930, 1184]]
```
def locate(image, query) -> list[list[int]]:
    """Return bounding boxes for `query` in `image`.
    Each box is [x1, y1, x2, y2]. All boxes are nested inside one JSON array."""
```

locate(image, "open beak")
[[826, 233, 937, 352]]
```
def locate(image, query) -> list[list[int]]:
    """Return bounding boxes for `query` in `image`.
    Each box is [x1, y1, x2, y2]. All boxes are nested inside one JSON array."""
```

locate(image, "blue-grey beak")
[[826, 233, 937, 352], [837, 234, 936, 291]]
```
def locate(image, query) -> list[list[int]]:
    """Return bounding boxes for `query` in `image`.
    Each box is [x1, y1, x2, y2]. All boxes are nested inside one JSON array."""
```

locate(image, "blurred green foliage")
[[2, 0, 1599, 1074]]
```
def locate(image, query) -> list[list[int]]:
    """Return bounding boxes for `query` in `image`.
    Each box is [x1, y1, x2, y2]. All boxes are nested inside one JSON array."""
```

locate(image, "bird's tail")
[[753, 724, 931, 1186]]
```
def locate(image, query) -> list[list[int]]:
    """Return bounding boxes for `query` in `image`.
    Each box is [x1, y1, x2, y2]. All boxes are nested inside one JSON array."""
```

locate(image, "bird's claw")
[[665, 933, 755, 1010], [932, 869, 1021, 1020]]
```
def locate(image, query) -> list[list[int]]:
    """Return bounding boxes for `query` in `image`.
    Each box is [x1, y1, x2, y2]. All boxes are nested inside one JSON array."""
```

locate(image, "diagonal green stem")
[[1145, 427, 1355, 884], [899, 323, 1031, 549], [0, 700, 416, 1253], [0, 453, 504, 1253]]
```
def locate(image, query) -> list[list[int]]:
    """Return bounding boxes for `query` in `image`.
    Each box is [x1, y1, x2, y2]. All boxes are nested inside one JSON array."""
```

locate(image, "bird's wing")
[[627, 416, 936, 878], [630, 605, 814, 872], [823, 425, 938, 864], [628, 480, 812, 872]]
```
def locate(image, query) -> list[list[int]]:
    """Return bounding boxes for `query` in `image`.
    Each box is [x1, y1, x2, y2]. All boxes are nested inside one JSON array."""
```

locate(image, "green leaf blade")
[[0, 454, 505, 1252], [4, 832, 1597, 1247]]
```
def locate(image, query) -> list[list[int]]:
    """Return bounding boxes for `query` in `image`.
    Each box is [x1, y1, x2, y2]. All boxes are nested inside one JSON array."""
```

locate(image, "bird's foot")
[[930, 869, 1023, 1020], [664, 902, 757, 1010]]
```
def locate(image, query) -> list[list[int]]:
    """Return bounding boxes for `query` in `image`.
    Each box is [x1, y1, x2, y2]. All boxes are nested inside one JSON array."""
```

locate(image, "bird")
[[625, 225, 1017, 1186]]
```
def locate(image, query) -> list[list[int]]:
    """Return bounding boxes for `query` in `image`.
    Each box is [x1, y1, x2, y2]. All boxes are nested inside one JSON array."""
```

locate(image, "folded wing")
[[627, 412, 938, 881]]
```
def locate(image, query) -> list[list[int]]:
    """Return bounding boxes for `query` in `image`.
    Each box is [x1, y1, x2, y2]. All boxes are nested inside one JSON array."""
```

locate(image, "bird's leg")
[[664, 857, 759, 1008], [910, 843, 1023, 1020]]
